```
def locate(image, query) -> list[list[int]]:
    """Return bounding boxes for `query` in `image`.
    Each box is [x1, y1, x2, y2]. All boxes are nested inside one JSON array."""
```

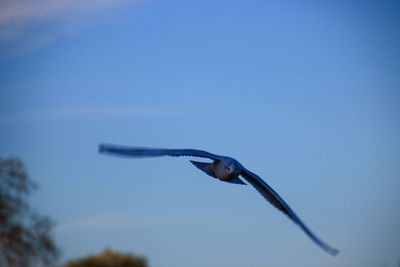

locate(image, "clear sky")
[[1, 1, 399, 266]]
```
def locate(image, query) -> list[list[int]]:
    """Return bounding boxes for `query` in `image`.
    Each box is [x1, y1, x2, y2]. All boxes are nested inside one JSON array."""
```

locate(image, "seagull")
[[99, 144, 339, 256]]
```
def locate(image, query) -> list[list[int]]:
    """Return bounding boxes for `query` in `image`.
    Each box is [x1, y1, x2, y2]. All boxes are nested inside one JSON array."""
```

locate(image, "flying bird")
[[99, 144, 339, 256]]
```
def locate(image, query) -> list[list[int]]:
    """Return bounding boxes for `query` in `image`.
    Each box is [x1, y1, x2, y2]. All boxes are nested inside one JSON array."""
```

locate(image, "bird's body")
[[210, 157, 242, 180], [99, 144, 339, 256]]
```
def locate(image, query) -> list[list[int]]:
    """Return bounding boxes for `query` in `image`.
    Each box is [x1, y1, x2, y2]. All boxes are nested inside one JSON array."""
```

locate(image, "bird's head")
[[225, 162, 240, 177]]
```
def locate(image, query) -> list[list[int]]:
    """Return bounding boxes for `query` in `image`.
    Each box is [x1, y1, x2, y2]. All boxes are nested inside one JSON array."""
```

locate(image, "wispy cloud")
[[0, 0, 138, 59], [0, 104, 221, 124], [57, 212, 195, 232]]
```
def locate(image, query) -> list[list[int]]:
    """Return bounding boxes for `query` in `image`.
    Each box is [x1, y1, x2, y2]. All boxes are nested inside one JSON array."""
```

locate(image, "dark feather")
[[241, 168, 339, 256], [189, 160, 218, 179], [99, 144, 222, 160]]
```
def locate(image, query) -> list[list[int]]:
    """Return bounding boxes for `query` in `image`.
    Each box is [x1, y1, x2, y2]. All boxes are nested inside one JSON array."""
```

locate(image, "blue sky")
[[1, 1, 399, 266]]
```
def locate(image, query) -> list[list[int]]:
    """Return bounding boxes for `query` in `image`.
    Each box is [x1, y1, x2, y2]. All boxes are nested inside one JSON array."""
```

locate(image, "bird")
[[99, 144, 339, 256]]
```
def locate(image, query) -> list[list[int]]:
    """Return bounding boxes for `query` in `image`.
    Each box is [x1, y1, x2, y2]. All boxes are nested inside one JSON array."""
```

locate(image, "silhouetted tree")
[[64, 248, 147, 267], [0, 157, 59, 266]]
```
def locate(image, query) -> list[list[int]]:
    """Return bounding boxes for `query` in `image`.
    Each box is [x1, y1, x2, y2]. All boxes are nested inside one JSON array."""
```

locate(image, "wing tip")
[[328, 247, 340, 256], [319, 242, 339, 256], [99, 144, 105, 153], [99, 143, 113, 154]]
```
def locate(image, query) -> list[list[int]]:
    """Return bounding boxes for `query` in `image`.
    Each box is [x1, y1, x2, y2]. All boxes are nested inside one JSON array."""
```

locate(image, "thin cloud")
[[0, 0, 139, 58], [0, 105, 218, 124], [57, 213, 193, 232]]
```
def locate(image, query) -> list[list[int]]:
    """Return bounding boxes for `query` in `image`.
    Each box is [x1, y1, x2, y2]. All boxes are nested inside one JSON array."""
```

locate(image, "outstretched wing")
[[240, 168, 339, 256], [99, 144, 222, 161]]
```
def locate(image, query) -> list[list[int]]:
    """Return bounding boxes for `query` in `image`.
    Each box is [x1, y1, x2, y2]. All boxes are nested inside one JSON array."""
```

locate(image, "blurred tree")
[[0, 157, 59, 266], [64, 248, 147, 267]]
